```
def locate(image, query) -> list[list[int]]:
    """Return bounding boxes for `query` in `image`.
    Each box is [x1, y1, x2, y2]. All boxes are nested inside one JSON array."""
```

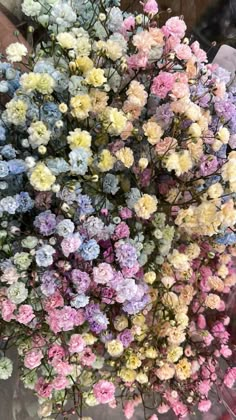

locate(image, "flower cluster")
[[0, 0, 236, 419]]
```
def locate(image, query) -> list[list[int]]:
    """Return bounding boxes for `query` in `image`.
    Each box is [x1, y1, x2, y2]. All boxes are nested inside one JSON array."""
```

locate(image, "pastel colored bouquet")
[[1, 0, 236, 418]]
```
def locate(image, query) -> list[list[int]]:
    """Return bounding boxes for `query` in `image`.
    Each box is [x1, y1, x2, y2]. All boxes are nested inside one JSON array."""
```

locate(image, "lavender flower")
[[34, 211, 57, 236], [115, 243, 137, 268], [71, 269, 91, 293]]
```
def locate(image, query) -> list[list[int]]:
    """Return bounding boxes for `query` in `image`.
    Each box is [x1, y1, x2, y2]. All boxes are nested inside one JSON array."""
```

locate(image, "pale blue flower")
[[0, 161, 9, 178], [69, 148, 91, 175], [80, 239, 100, 261], [35, 245, 55, 267]]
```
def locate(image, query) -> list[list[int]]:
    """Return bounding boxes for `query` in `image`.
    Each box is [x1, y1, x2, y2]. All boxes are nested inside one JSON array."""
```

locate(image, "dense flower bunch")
[[1, 0, 236, 418]]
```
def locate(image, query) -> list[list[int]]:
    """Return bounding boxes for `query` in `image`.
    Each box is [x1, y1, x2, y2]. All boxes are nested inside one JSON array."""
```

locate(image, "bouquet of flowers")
[[1, 0, 236, 418]]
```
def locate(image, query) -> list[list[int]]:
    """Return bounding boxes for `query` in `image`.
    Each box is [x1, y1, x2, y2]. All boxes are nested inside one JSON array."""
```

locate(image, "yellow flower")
[[143, 120, 163, 145], [165, 150, 193, 176], [75, 56, 94, 74], [145, 347, 158, 359], [119, 368, 136, 383], [113, 315, 128, 332], [98, 149, 116, 172], [167, 346, 183, 363], [144, 271, 156, 285], [188, 122, 202, 138], [132, 313, 146, 327], [134, 194, 158, 219], [67, 128, 92, 150], [6, 98, 28, 126], [85, 68, 107, 87], [57, 32, 75, 49], [36, 73, 55, 95], [102, 107, 127, 136], [30, 163, 56, 191], [70, 94, 92, 119], [96, 40, 123, 61], [217, 127, 230, 144], [175, 358, 192, 380], [107, 339, 124, 357], [82, 333, 98, 345], [59, 103, 68, 113], [115, 147, 134, 168], [136, 372, 149, 384], [20, 72, 40, 92], [207, 182, 223, 199], [126, 354, 142, 370]]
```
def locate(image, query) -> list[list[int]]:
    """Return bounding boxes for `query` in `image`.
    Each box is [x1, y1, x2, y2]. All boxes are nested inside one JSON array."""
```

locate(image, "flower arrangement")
[[0, 0, 236, 418]]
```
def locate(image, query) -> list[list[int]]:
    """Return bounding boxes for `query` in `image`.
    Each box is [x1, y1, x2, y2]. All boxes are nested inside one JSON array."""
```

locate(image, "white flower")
[[6, 43, 28, 63], [22, 0, 41, 17], [0, 357, 13, 380], [7, 282, 28, 304]]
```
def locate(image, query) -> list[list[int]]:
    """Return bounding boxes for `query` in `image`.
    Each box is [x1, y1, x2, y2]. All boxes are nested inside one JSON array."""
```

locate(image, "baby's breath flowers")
[[0, 0, 236, 418]]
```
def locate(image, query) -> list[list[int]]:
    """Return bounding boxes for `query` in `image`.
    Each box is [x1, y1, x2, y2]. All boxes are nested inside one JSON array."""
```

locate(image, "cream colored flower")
[[107, 339, 124, 357], [205, 293, 221, 309], [115, 147, 134, 168], [156, 363, 175, 380]]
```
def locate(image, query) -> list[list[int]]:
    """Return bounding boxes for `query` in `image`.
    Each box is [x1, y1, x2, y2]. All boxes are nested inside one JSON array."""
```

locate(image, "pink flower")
[[143, 0, 159, 14], [74, 309, 85, 326], [224, 368, 236, 388], [220, 345, 232, 358], [172, 401, 188, 417], [155, 137, 177, 156], [198, 380, 211, 396], [149, 416, 158, 420], [174, 44, 192, 60], [61, 233, 82, 257], [80, 347, 96, 366], [35, 378, 53, 398], [113, 222, 130, 240], [52, 375, 69, 390], [164, 16, 187, 38], [93, 263, 114, 285], [123, 401, 135, 419], [151, 72, 175, 99], [48, 344, 66, 361], [191, 41, 207, 62], [119, 208, 133, 219], [53, 360, 73, 376], [1, 267, 19, 284], [122, 16, 135, 32], [197, 314, 206, 329], [198, 400, 211, 412], [127, 53, 148, 70], [24, 350, 43, 369], [93, 380, 115, 404], [43, 290, 64, 312], [171, 82, 189, 99], [68, 334, 85, 354], [1, 299, 16, 321], [17, 304, 35, 325], [157, 403, 170, 414]]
